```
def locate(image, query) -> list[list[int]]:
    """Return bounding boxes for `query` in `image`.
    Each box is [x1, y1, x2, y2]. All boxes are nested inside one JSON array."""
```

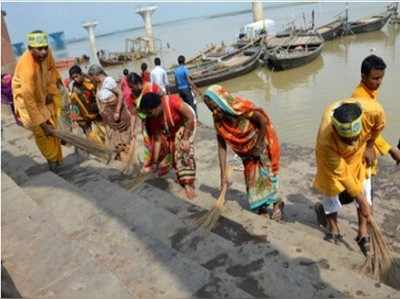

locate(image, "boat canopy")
[[241, 19, 276, 38]]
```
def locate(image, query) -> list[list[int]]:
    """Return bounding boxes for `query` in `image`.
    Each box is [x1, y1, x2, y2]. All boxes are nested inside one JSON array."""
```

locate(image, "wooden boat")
[[98, 50, 130, 68], [99, 58, 125, 67], [315, 17, 346, 41], [345, 11, 392, 35], [55, 57, 77, 71], [185, 44, 217, 65], [167, 41, 262, 89], [263, 33, 324, 71]]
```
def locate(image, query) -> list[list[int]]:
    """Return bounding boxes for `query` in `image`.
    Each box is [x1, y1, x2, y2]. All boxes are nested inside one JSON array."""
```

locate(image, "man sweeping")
[[313, 98, 385, 256], [12, 30, 63, 171]]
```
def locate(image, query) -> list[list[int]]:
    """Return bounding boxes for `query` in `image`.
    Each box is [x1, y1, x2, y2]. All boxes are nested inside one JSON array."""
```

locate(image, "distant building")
[[1, 10, 16, 74]]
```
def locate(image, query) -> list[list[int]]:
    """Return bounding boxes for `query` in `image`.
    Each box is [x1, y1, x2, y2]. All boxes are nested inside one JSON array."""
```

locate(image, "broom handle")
[[368, 167, 373, 209], [49, 127, 114, 159], [218, 166, 231, 199]]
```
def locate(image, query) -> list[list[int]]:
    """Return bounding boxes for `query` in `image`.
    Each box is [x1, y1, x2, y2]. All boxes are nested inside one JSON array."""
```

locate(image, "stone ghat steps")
[[2, 173, 133, 298], [2, 121, 399, 298], [3, 169, 253, 298], [55, 157, 398, 298]]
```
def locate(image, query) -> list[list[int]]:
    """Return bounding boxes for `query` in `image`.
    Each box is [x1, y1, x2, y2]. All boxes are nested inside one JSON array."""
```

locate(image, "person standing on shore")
[[203, 85, 283, 220], [12, 30, 63, 172], [174, 55, 200, 114], [351, 54, 400, 165], [313, 99, 385, 256], [150, 57, 169, 93]]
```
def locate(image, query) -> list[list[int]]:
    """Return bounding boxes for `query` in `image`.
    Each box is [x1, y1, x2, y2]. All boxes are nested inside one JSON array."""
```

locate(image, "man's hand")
[[389, 148, 400, 165], [356, 193, 372, 221], [40, 121, 54, 137], [363, 145, 376, 167], [46, 94, 54, 105]]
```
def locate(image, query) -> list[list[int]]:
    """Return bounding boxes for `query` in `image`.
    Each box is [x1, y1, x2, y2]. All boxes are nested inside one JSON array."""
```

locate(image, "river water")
[[60, 2, 399, 146]]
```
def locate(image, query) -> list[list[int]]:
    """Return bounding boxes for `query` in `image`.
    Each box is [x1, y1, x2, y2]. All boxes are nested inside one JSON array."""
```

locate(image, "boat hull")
[[265, 44, 323, 71], [319, 25, 344, 41], [345, 13, 392, 35], [168, 43, 262, 91], [194, 48, 261, 87]]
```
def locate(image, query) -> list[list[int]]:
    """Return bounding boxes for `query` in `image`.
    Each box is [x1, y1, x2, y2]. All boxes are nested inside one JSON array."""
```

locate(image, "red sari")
[[143, 95, 196, 186]]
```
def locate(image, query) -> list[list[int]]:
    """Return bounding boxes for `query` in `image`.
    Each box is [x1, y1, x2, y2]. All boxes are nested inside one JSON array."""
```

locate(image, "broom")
[[49, 128, 113, 162], [194, 166, 232, 231], [121, 117, 139, 175], [359, 168, 400, 289], [359, 218, 400, 289]]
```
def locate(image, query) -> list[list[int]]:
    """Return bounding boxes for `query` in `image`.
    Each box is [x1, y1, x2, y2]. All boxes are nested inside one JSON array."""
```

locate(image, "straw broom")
[[359, 218, 400, 289], [359, 168, 400, 288], [194, 166, 232, 231], [121, 117, 139, 175], [50, 128, 113, 162]]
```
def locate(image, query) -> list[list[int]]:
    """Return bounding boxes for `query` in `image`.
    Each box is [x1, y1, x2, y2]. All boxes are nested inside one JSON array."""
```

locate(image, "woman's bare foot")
[[271, 201, 285, 222], [184, 185, 196, 200]]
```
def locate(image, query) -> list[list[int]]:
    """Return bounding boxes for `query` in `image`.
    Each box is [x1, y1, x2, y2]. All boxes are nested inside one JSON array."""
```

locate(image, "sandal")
[[271, 201, 285, 222], [314, 202, 328, 228], [324, 233, 343, 245], [356, 235, 370, 257]]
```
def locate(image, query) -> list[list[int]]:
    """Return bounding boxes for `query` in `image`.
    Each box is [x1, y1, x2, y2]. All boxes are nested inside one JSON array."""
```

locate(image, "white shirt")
[[150, 65, 169, 92], [97, 76, 117, 102]]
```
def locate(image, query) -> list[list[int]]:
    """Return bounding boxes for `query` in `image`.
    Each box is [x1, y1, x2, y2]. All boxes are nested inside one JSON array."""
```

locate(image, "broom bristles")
[[51, 128, 113, 161], [194, 166, 232, 230], [360, 218, 400, 289], [127, 172, 154, 192]]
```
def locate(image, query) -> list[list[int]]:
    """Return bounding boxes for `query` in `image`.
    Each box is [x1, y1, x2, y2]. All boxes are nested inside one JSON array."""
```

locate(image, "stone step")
[[55, 161, 257, 298], [21, 171, 253, 298], [56, 159, 398, 298], [1, 172, 134, 298]]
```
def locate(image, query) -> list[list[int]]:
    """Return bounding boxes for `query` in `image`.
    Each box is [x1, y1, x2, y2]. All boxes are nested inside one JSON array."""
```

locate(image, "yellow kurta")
[[352, 83, 392, 155], [314, 98, 385, 197], [12, 49, 63, 162]]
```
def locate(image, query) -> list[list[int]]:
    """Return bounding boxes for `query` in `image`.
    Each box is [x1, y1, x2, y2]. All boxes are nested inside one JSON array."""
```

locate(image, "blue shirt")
[[174, 65, 190, 90]]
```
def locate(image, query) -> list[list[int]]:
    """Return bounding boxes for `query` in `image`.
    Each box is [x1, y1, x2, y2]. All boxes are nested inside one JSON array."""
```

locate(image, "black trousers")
[[178, 88, 197, 115]]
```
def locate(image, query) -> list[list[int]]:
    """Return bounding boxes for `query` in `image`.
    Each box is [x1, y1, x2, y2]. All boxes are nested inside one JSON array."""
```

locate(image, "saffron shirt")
[[314, 98, 385, 197]]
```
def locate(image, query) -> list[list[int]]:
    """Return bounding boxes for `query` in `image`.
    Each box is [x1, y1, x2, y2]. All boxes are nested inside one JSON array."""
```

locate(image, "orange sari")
[[204, 85, 280, 210]]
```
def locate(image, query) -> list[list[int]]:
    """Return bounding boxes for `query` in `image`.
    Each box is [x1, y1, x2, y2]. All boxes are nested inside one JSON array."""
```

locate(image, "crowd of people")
[[3, 30, 400, 257]]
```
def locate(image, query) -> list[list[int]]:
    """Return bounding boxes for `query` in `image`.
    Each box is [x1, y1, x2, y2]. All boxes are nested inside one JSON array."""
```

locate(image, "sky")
[[2, 1, 253, 43]]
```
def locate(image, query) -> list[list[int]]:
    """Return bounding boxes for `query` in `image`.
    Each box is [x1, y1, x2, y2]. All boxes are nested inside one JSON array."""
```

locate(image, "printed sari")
[[204, 85, 280, 210], [70, 78, 105, 144], [142, 95, 196, 187]]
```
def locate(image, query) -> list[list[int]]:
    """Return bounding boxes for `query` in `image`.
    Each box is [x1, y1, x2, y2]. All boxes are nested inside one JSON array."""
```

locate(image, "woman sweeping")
[[137, 92, 197, 199], [88, 65, 135, 170], [203, 85, 283, 220]]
